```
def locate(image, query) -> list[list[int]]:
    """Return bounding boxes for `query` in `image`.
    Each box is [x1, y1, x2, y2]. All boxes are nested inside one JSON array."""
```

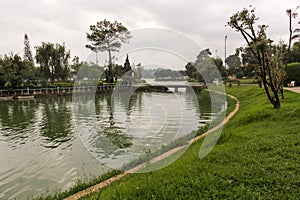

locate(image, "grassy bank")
[[82, 86, 300, 199], [34, 170, 122, 200], [35, 90, 227, 199]]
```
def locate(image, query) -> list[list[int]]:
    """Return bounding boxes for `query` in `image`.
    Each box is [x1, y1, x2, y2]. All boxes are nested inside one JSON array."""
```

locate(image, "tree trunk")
[[261, 74, 281, 109], [108, 49, 114, 83], [280, 87, 284, 99], [263, 86, 281, 109], [274, 92, 281, 109]]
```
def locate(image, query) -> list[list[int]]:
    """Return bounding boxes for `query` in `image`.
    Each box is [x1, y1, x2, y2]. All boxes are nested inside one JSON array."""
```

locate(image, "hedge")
[[285, 62, 300, 86]]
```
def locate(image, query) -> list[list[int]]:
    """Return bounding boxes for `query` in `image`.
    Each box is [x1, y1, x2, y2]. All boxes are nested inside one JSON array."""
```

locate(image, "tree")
[[113, 64, 125, 81], [133, 63, 143, 80], [86, 19, 132, 83], [184, 49, 224, 83], [0, 54, 22, 88], [124, 54, 131, 72], [227, 6, 287, 109], [240, 47, 260, 79], [75, 62, 104, 81], [212, 57, 226, 78], [185, 62, 198, 80], [226, 54, 242, 77], [194, 49, 221, 83], [289, 42, 300, 63], [0, 53, 37, 88], [154, 69, 182, 80], [286, 7, 299, 54], [226, 54, 241, 69], [195, 48, 211, 64], [35, 42, 71, 84], [23, 33, 34, 62], [70, 55, 81, 76], [285, 7, 300, 63]]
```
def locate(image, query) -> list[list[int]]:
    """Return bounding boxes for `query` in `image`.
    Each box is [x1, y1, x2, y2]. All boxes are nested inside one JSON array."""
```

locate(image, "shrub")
[[53, 82, 73, 87], [24, 83, 36, 88], [285, 62, 300, 86], [235, 71, 244, 79]]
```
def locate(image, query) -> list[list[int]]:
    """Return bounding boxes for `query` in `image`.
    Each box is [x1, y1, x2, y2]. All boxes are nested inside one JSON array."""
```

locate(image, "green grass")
[[34, 170, 121, 200], [227, 78, 257, 85], [81, 86, 300, 199], [238, 78, 257, 84]]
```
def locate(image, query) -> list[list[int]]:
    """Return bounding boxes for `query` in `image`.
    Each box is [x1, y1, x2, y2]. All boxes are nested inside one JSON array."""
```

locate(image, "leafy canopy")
[[86, 19, 132, 53]]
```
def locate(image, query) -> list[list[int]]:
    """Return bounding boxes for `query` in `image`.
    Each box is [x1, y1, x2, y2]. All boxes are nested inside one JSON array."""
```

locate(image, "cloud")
[[0, 0, 299, 67]]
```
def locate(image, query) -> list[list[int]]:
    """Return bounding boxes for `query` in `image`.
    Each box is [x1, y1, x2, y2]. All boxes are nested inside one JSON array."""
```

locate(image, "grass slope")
[[82, 86, 300, 199]]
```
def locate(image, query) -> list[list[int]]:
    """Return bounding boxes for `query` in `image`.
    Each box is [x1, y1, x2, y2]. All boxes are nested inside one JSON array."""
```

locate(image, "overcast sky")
[[0, 0, 299, 68]]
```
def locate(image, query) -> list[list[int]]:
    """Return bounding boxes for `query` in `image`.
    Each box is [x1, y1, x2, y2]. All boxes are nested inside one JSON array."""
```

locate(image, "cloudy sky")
[[0, 0, 299, 68]]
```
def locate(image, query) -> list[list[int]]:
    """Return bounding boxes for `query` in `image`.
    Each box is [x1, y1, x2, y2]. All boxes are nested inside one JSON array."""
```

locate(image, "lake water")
[[0, 81, 224, 199]]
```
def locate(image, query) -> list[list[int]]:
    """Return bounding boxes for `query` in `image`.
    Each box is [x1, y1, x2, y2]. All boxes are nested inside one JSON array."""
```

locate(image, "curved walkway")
[[64, 93, 240, 200], [284, 87, 300, 94]]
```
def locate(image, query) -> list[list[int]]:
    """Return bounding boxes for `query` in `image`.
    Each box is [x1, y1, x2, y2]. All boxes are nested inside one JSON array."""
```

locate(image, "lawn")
[[81, 86, 300, 199]]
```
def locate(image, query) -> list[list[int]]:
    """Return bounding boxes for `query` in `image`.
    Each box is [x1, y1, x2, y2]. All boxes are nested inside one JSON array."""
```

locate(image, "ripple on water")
[[0, 90, 221, 199]]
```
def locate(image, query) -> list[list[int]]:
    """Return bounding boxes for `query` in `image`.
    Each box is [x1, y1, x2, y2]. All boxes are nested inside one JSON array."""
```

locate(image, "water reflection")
[[0, 96, 106, 200], [0, 88, 222, 199], [0, 90, 215, 151], [0, 97, 74, 149], [40, 97, 74, 148], [95, 91, 133, 149], [73, 89, 216, 170], [0, 99, 38, 144]]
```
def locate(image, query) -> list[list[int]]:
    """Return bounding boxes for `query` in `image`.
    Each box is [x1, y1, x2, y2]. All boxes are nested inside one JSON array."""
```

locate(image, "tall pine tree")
[[124, 54, 131, 72], [23, 33, 34, 62]]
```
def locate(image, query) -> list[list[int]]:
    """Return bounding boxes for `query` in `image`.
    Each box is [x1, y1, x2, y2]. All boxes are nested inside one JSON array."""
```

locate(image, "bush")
[[23, 83, 37, 88], [285, 62, 300, 86], [235, 71, 244, 79], [53, 82, 73, 87]]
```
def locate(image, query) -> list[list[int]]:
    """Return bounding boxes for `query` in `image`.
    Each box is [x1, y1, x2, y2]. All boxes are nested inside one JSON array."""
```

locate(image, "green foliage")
[[285, 62, 300, 86], [70, 55, 81, 76], [23, 33, 34, 62], [227, 6, 286, 109], [0, 54, 38, 88], [226, 49, 258, 78], [289, 42, 300, 63], [35, 42, 71, 84], [185, 49, 225, 83], [226, 54, 241, 69], [185, 62, 199, 81], [235, 71, 244, 79], [76, 62, 104, 81], [113, 64, 126, 80], [86, 19, 132, 54], [213, 57, 226, 78], [123, 54, 131, 72], [154, 68, 183, 80], [52, 82, 74, 87], [86, 19, 132, 83], [195, 49, 223, 83]]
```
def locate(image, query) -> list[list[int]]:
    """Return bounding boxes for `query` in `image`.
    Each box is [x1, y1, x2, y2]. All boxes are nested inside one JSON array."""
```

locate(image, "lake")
[[0, 81, 225, 199]]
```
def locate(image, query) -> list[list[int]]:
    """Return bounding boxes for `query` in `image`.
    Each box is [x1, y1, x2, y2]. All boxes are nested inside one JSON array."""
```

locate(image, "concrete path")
[[284, 87, 300, 94]]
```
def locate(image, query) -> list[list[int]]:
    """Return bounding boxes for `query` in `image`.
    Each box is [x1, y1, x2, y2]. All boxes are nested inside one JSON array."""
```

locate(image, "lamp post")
[[224, 35, 227, 68], [224, 35, 228, 82]]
